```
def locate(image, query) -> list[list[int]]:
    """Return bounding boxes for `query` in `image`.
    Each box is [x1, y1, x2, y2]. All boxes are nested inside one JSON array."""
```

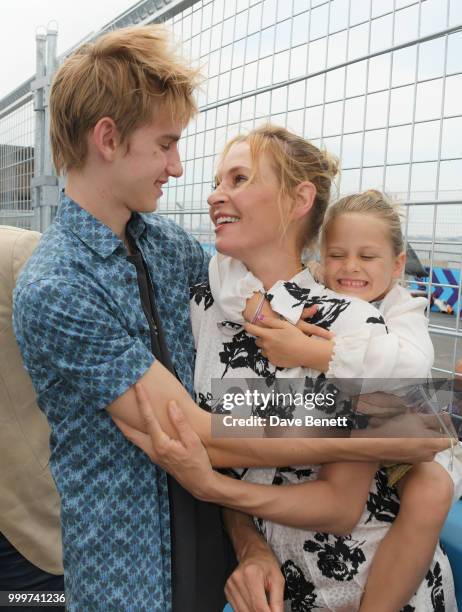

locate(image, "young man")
[[13, 24, 450, 612], [13, 26, 234, 611]]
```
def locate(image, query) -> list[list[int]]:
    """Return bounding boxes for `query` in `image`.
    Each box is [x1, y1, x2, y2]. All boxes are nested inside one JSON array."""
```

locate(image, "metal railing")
[[0, 0, 460, 374]]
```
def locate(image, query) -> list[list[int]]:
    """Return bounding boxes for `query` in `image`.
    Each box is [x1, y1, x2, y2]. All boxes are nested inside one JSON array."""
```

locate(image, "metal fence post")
[[31, 25, 59, 232], [31, 31, 46, 232]]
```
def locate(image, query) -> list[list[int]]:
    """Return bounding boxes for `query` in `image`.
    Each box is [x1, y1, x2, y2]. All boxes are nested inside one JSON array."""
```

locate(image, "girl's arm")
[[247, 288, 434, 380]]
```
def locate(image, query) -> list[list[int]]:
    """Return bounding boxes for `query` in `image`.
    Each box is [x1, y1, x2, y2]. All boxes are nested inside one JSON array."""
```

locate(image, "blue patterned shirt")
[[13, 194, 209, 611]]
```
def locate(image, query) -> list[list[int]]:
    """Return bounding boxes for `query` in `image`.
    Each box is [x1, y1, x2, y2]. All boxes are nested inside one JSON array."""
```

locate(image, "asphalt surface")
[[428, 311, 461, 373]]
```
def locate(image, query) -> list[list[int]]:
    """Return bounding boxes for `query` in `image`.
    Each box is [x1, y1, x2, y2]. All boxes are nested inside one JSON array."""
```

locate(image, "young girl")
[[211, 189, 462, 610]]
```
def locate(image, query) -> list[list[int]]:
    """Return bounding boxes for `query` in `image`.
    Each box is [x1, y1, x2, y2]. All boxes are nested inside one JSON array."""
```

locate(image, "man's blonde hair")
[[220, 124, 339, 251], [50, 25, 200, 173]]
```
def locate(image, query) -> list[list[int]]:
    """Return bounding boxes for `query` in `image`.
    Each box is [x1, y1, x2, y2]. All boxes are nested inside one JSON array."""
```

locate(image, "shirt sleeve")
[[208, 254, 264, 323], [14, 278, 154, 410], [185, 231, 211, 287]]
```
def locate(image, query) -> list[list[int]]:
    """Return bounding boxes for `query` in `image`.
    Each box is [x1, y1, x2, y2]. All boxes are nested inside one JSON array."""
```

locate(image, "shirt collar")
[[56, 192, 147, 258]]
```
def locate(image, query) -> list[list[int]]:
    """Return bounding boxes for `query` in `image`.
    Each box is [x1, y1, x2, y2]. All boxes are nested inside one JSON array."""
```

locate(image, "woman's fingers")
[[267, 571, 284, 612], [135, 382, 170, 449], [226, 567, 270, 612], [301, 305, 317, 319], [167, 401, 202, 450], [112, 417, 155, 459], [225, 586, 251, 612], [244, 318, 286, 337], [296, 320, 333, 339]]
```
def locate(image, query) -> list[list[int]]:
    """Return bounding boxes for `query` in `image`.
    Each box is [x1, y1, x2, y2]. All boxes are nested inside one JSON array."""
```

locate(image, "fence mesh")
[[0, 0, 460, 373], [0, 99, 35, 229]]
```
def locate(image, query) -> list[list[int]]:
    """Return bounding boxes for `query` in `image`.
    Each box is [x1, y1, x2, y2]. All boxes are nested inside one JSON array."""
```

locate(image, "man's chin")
[[134, 201, 158, 214]]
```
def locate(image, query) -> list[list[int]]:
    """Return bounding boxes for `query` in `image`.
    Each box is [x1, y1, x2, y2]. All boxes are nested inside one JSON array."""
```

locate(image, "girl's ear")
[[291, 181, 317, 220], [393, 251, 406, 278]]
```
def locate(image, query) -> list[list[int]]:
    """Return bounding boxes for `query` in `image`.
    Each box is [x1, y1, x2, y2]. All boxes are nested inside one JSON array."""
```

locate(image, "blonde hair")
[[322, 190, 404, 255], [50, 25, 200, 173], [219, 124, 339, 250]]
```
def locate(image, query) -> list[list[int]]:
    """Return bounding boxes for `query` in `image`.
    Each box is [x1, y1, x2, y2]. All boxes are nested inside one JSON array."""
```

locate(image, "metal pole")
[[42, 25, 59, 230], [32, 31, 46, 231]]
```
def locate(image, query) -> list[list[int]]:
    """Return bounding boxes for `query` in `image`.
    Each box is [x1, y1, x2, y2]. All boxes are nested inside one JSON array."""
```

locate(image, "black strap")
[[127, 238, 235, 611]]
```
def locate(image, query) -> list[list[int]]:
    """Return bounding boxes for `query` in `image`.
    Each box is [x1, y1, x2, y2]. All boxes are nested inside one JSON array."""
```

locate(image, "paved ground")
[[428, 311, 461, 373]]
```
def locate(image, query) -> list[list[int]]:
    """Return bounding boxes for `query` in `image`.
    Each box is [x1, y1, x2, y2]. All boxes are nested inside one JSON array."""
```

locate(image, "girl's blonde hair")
[[321, 190, 404, 255], [220, 124, 339, 250], [50, 25, 200, 173]]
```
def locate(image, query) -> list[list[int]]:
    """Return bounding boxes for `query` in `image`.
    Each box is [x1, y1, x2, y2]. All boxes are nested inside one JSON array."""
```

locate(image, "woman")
[[117, 125, 455, 611]]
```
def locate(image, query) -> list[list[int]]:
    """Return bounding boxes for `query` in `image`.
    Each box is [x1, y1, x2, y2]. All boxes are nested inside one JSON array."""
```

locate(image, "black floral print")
[[365, 470, 400, 524], [282, 560, 318, 612], [304, 533, 366, 582], [190, 281, 214, 310], [272, 282, 351, 331], [426, 562, 445, 612], [366, 314, 387, 326], [272, 466, 314, 486], [219, 329, 282, 385]]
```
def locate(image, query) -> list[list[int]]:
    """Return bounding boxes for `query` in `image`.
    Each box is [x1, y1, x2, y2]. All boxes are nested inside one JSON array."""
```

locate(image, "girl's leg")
[[359, 461, 453, 612]]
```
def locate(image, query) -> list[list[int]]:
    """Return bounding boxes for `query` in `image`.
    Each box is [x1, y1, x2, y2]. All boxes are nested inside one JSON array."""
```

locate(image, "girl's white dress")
[[190, 254, 458, 612]]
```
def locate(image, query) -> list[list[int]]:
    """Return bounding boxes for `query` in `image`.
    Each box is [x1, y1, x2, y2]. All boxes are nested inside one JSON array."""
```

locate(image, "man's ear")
[[91, 117, 120, 162], [291, 181, 316, 220], [393, 251, 406, 278]]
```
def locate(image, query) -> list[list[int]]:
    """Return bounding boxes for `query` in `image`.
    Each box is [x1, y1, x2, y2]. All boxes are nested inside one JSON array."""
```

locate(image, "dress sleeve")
[[13, 278, 154, 410], [266, 280, 306, 324], [208, 254, 264, 323]]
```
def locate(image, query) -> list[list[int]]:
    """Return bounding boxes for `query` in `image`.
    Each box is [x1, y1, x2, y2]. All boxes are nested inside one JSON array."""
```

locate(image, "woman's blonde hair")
[[50, 25, 201, 173], [220, 124, 339, 250], [322, 190, 404, 255]]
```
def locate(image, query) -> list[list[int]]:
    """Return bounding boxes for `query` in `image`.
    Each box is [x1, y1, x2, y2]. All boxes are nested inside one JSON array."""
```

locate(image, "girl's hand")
[[243, 296, 318, 329], [113, 383, 216, 501], [243, 292, 275, 325], [244, 317, 334, 371]]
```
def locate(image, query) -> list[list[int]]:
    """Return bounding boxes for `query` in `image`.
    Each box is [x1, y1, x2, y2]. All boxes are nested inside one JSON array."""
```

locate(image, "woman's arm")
[[108, 366, 450, 468], [112, 385, 380, 533], [208, 462, 379, 535]]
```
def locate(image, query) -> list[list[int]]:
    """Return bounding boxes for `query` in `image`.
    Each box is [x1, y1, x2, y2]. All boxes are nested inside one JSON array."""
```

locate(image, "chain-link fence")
[[0, 0, 460, 373]]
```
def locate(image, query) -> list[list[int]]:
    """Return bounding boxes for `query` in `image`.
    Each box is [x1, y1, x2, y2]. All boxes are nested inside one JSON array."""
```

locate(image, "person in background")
[[0, 226, 64, 611]]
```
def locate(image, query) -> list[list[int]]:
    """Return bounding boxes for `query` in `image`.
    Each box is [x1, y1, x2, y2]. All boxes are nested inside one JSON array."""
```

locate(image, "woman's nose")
[[207, 186, 227, 208]]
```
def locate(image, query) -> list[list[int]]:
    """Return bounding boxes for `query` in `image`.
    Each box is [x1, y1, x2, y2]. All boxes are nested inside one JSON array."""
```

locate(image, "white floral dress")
[[190, 265, 457, 612]]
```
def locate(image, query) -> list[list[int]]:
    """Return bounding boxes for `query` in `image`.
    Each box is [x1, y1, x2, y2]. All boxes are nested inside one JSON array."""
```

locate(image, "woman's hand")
[[245, 316, 333, 371], [225, 545, 285, 612], [113, 383, 217, 500], [223, 509, 284, 612]]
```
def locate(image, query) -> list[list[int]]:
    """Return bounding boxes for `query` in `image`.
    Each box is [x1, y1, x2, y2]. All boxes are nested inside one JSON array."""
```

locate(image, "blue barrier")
[[410, 267, 461, 315], [441, 499, 462, 610]]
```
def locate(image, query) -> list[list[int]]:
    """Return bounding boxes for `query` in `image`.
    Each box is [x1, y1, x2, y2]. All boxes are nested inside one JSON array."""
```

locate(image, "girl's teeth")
[[340, 280, 367, 287]]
